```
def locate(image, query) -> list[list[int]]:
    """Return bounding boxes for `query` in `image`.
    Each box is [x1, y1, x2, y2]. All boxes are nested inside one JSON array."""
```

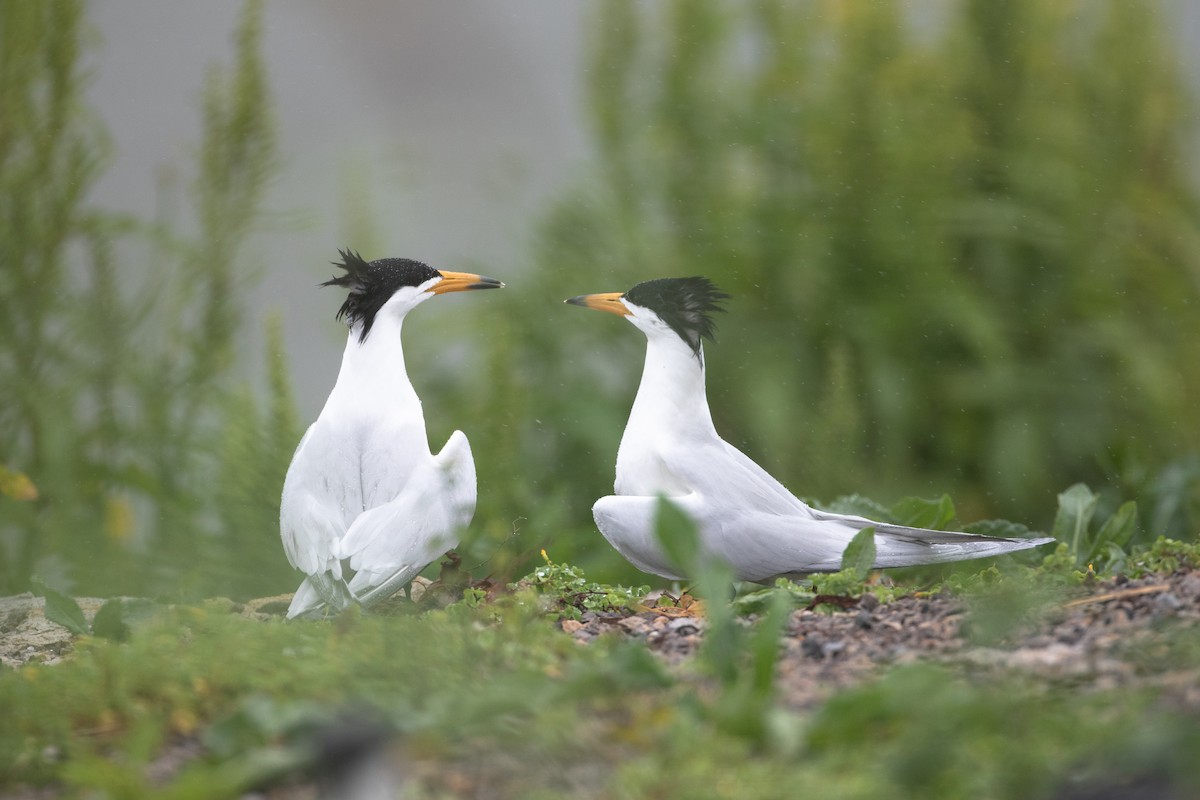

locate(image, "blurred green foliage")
[[0, 0, 297, 599], [3, 568, 1199, 798], [430, 0, 1200, 582], [4, 0, 1200, 597]]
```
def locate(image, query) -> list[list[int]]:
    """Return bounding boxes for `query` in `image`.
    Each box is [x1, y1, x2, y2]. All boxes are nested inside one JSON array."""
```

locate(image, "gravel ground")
[[3, 571, 1199, 705], [555, 569, 1200, 710], [2, 570, 1197, 799]]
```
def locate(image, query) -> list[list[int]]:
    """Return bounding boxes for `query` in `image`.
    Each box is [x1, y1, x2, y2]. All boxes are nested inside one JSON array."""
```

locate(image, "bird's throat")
[[331, 317, 421, 411], [615, 335, 716, 495]]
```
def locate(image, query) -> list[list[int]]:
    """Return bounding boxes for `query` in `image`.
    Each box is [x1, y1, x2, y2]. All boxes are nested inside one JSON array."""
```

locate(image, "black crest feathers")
[[321, 249, 440, 342], [623, 276, 729, 358]]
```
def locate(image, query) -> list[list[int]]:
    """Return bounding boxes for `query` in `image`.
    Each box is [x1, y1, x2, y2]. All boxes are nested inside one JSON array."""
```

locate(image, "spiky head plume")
[[623, 276, 729, 358], [321, 249, 440, 342]]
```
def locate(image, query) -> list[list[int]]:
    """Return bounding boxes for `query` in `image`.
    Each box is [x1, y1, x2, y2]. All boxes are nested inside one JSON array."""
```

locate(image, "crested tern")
[[566, 277, 1054, 581], [281, 250, 502, 618]]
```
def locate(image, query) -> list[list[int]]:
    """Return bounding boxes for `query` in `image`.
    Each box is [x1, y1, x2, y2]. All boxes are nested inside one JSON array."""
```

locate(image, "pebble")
[[668, 618, 703, 636], [1155, 592, 1182, 612], [821, 640, 846, 659], [800, 636, 825, 659]]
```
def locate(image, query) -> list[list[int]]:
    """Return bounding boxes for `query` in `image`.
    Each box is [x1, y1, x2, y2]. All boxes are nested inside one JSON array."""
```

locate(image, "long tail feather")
[[871, 528, 1055, 568]]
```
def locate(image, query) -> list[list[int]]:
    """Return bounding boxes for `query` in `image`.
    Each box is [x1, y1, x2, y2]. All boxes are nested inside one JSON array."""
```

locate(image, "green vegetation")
[[521, 551, 650, 620], [435, 0, 1200, 582], [2, 2, 1199, 796], [4, 516, 1198, 798], [0, 0, 296, 601], [2, 0, 1197, 596]]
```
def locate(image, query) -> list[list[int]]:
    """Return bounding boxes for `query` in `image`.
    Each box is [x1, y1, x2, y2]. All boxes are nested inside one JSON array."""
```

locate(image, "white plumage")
[[567, 278, 1053, 582], [281, 252, 501, 618]]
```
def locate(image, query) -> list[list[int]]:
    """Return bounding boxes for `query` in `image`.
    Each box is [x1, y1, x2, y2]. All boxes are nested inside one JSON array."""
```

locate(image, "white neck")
[[326, 312, 421, 416], [615, 331, 717, 494], [628, 333, 716, 437]]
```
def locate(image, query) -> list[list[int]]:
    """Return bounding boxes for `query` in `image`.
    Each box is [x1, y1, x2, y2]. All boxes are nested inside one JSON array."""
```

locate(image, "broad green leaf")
[[961, 519, 1035, 539], [749, 589, 792, 696], [822, 494, 893, 521], [31, 577, 89, 636], [891, 494, 956, 530], [1098, 542, 1129, 574], [653, 495, 700, 574], [1090, 501, 1138, 560], [1052, 483, 1099, 559], [90, 599, 130, 642], [840, 526, 877, 581], [91, 598, 158, 642]]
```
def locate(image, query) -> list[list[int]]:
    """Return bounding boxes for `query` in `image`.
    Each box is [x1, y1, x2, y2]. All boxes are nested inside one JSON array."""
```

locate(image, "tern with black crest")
[[281, 250, 503, 618], [566, 277, 1053, 581]]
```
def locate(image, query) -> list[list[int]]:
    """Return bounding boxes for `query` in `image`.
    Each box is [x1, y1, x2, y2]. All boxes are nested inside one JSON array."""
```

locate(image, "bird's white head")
[[323, 249, 504, 342], [565, 276, 728, 359]]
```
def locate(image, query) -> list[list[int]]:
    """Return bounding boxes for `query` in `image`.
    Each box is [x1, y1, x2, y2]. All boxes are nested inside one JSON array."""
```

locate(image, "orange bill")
[[564, 292, 630, 316], [431, 270, 505, 294]]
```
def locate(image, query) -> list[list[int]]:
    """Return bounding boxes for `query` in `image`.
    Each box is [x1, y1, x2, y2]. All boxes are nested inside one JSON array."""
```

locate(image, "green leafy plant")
[[29, 577, 156, 641], [1126, 536, 1200, 577], [653, 497, 796, 749], [29, 577, 89, 637], [805, 527, 878, 601], [519, 550, 650, 620], [0, 0, 288, 600], [1052, 483, 1138, 572]]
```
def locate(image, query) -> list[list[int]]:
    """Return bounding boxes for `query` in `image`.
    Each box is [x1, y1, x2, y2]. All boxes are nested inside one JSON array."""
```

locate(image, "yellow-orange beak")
[[564, 291, 630, 317], [430, 270, 505, 294]]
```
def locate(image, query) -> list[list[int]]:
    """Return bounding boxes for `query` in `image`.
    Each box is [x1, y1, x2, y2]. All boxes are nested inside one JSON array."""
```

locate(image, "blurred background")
[[2, 0, 1199, 600]]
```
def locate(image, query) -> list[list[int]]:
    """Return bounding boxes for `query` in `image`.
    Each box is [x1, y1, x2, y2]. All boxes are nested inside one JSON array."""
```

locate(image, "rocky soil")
[[558, 569, 1200, 709], [3, 570, 1198, 709]]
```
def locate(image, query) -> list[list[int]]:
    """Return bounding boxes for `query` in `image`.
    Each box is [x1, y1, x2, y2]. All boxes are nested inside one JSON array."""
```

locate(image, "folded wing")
[[333, 430, 477, 603]]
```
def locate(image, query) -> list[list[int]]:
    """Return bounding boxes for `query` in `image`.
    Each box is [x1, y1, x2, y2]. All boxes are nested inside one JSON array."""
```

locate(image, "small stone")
[[854, 610, 873, 630], [1005, 643, 1086, 676], [561, 619, 584, 634], [668, 618, 703, 636], [408, 576, 433, 604], [1155, 593, 1182, 612], [1056, 625, 1085, 645], [618, 616, 650, 635], [859, 593, 880, 611], [822, 640, 846, 658], [801, 636, 824, 659]]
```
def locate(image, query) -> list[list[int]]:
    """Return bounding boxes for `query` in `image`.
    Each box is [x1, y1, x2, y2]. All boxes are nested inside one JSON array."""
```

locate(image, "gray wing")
[[604, 432, 1052, 579], [597, 492, 1052, 581]]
